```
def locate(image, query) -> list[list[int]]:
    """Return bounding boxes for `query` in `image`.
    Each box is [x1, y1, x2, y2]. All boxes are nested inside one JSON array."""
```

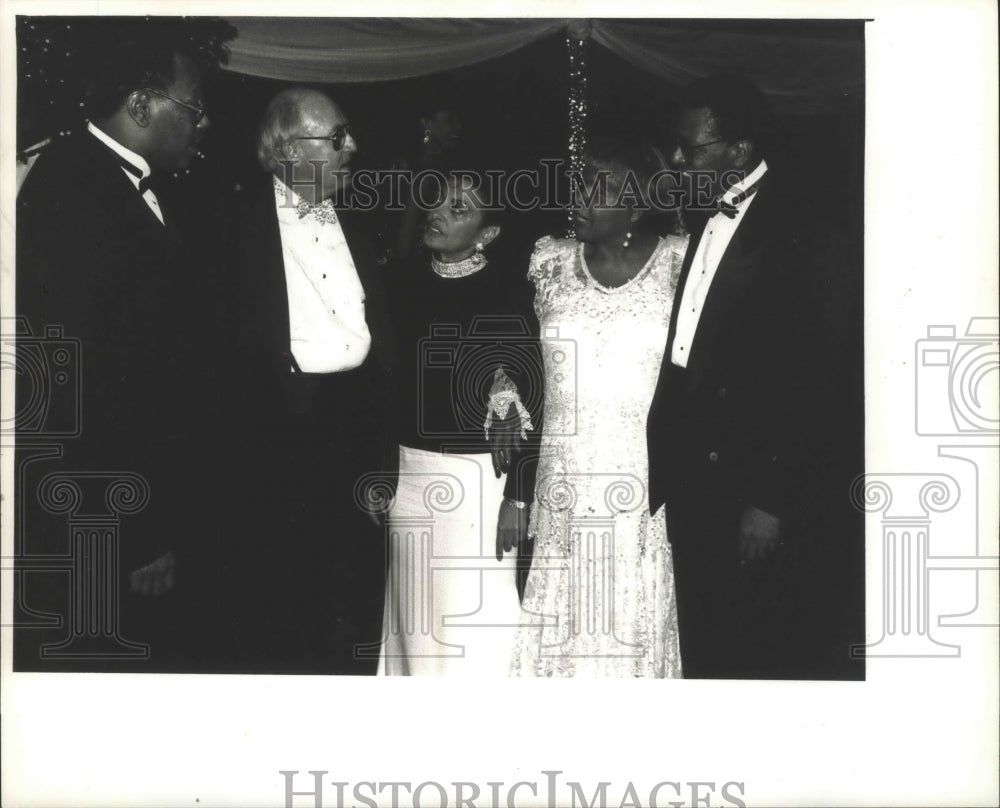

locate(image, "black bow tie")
[[112, 152, 153, 194], [716, 200, 740, 219], [712, 179, 762, 219]]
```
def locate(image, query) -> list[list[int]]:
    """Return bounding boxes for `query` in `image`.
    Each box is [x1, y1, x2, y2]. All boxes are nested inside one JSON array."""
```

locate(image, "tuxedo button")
[[717, 387, 727, 398], [708, 451, 719, 462]]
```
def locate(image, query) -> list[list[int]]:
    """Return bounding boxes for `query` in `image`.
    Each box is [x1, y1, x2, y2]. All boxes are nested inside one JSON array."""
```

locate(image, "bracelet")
[[503, 497, 527, 510]]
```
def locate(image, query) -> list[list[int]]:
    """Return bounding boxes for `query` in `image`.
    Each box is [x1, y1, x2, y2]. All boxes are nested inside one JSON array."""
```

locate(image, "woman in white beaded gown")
[[510, 138, 687, 677]]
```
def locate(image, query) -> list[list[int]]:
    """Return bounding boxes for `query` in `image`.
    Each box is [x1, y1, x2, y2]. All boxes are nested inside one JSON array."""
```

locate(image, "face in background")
[[283, 94, 358, 201], [571, 163, 638, 246], [669, 105, 752, 201], [144, 52, 209, 172], [422, 110, 463, 152], [422, 178, 499, 261]]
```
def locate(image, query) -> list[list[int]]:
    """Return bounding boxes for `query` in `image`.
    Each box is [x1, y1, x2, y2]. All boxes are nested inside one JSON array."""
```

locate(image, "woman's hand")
[[489, 411, 523, 477], [496, 498, 529, 561], [485, 367, 534, 477]]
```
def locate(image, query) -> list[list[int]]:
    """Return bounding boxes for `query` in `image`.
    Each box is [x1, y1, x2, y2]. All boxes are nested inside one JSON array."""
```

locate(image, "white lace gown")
[[510, 234, 687, 677]]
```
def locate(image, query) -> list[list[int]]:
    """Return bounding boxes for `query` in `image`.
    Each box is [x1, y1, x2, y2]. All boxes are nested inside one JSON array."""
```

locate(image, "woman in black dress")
[[377, 171, 540, 676]]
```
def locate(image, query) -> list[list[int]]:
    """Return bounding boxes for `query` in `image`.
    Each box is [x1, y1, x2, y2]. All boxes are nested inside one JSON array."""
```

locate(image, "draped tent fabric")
[[224, 17, 863, 115], [225, 18, 567, 84], [590, 21, 864, 114]]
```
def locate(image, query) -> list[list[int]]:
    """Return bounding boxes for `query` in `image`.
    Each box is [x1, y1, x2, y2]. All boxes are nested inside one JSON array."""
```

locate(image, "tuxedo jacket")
[[220, 174, 397, 496], [16, 132, 207, 572], [647, 173, 821, 525]]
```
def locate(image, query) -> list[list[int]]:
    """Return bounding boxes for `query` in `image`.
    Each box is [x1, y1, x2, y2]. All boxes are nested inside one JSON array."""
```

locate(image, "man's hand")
[[128, 551, 176, 596], [489, 412, 522, 478], [496, 498, 529, 561], [738, 506, 782, 563]]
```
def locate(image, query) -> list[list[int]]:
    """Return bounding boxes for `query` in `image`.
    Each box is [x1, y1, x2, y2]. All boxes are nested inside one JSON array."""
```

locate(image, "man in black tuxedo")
[[216, 88, 394, 674], [15, 25, 229, 670], [647, 75, 836, 679]]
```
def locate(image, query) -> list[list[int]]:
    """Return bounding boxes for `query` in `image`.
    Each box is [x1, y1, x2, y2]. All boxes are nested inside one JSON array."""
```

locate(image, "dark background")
[[16, 17, 865, 679], [17, 17, 864, 242]]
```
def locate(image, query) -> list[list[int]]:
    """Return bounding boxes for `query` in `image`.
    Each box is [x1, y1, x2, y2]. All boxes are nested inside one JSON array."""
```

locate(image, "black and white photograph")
[[1, 2, 996, 807]]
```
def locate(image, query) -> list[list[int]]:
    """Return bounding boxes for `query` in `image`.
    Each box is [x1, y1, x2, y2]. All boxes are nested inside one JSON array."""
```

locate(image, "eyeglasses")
[[144, 88, 207, 124], [674, 137, 727, 159], [293, 125, 353, 151]]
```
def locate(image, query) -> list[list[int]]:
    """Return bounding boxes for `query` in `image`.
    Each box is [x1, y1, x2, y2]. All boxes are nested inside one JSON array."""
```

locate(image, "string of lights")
[[566, 31, 588, 237]]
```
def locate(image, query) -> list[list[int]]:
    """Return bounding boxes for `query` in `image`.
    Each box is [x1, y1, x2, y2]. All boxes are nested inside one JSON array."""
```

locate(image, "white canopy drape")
[[225, 18, 567, 83], [225, 18, 863, 114]]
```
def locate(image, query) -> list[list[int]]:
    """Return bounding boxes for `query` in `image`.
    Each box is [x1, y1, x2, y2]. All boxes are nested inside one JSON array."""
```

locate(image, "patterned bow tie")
[[296, 197, 338, 225]]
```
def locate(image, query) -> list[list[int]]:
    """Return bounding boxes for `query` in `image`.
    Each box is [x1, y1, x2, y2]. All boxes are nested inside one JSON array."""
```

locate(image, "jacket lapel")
[[250, 177, 294, 371], [683, 182, 777, 373], [82, 135, 178, 241]]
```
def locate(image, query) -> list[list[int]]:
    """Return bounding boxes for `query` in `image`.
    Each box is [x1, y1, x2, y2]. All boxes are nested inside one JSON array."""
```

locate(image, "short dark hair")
[[79, 17, 235, 120], [680, 73, 777, 159], [419, 102, 462, 126]]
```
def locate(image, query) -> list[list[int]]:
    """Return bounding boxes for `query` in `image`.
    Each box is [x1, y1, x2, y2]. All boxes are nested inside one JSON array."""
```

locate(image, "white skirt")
[[377, 446, 521, 676]]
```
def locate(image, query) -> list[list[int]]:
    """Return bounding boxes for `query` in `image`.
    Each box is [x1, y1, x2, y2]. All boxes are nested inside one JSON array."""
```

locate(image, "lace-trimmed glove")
[[484, 366, 535, 478]]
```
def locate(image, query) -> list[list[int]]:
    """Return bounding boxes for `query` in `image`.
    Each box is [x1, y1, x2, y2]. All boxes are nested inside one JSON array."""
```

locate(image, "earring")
[[622, 230, 632, 249], [423, 130, 431, 145], [468, 241, 487, 271]]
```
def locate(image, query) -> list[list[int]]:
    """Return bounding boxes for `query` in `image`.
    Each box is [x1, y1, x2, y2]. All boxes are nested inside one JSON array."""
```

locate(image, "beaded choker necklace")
[[430, 251, 487, 278]]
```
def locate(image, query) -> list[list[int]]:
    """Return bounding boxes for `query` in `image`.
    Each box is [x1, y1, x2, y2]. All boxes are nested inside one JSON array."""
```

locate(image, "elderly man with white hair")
[[213, 87, 395, 674]]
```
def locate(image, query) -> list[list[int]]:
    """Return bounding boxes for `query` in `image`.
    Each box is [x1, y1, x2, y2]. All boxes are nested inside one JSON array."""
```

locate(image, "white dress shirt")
[[274, 178, 371, 373], [87, 122, 164, 225], [671, 159, 769, 368]]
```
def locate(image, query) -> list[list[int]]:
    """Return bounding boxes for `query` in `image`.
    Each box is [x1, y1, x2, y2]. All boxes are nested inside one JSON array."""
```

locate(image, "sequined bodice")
[[529, 235, 685, 497]]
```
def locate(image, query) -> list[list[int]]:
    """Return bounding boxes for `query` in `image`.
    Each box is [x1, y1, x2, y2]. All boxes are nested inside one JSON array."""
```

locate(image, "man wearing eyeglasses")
[[646, 74, 849, 679], [15, 21, 234, 672], [217, 87, 395, 674]]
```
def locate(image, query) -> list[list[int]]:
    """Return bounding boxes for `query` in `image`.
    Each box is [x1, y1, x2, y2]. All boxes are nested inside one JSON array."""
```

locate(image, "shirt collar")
[[721, 158, 768, 206], [87, 121, 152, 180], [274, 176, 311, 224], [273, 175, 302, 207]]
